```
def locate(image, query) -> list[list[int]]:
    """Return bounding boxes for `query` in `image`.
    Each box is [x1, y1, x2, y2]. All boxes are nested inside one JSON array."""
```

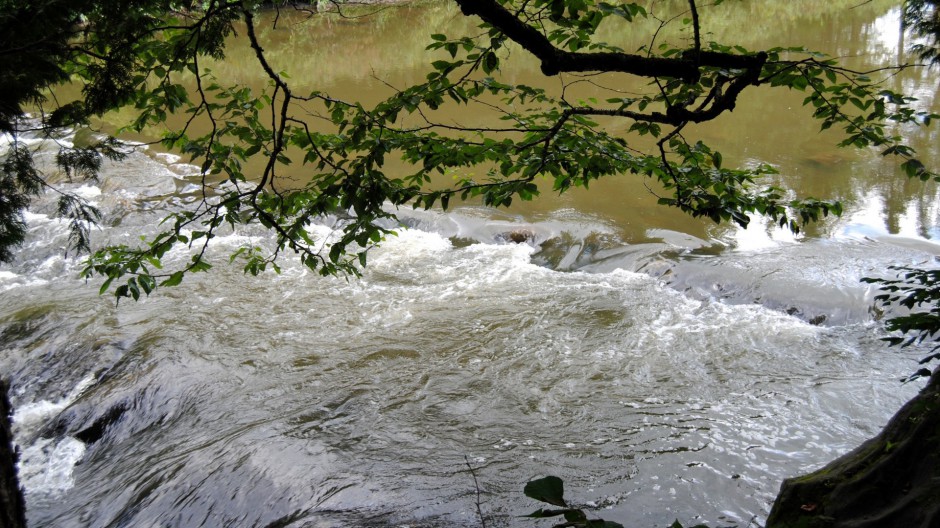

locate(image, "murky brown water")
[[96, 0, 939, 245]]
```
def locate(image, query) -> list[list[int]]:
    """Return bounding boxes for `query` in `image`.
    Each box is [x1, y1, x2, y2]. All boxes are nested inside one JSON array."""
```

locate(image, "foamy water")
[[0, 139, 930, 527]]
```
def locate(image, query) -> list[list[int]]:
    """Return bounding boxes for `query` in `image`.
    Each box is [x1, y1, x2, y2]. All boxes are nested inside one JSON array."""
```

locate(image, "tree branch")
[[453, 0, 766, 83], [688, 0, 701, 59], [453, 0, 700, 81]]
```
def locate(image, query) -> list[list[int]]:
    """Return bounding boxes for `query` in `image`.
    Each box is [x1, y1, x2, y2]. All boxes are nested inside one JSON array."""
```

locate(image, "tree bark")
[[452, 0, 765, 81], [766, 367, 940, 528], [0, 379, 27, 528]]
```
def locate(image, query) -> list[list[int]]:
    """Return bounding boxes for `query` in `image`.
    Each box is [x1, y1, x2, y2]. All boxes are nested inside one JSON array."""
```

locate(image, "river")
[[1, 1, 939, 527]]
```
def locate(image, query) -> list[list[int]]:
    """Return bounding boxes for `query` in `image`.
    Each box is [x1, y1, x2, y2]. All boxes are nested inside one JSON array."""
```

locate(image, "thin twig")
[[464, 455, 487, 528]]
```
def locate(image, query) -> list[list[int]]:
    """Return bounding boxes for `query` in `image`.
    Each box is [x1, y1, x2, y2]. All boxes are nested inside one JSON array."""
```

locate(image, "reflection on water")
[[3, 1, 940, 527], [99, 0, 939, 248]]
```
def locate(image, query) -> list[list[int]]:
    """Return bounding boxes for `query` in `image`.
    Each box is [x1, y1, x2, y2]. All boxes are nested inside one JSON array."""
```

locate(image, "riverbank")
[[767, 367, 940, 527], [0, 380, 26, 528]]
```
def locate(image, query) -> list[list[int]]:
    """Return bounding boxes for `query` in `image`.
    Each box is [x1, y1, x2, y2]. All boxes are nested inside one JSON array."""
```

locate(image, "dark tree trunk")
[[0, 379, 27, 528], [767, 367, 940, 528]]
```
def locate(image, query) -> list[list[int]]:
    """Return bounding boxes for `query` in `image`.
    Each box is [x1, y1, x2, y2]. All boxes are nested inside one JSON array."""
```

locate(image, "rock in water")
[[767, 367, 940, 527]]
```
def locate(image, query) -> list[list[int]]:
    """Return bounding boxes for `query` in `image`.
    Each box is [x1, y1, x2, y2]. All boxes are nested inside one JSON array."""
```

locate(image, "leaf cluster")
[[761, 48, 938, 181], [863, 267, 940, 382], [903, 0, 940, 66], [0, 0, 246, 264], [2, 0, 937, 301]]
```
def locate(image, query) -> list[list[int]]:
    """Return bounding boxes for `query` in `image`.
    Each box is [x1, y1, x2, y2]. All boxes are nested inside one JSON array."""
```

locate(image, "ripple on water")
[[0, 129, 932, 527]]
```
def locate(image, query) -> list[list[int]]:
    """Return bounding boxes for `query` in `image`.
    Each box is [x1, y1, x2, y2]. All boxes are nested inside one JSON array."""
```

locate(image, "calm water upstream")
[[2, 1, 940, 527]]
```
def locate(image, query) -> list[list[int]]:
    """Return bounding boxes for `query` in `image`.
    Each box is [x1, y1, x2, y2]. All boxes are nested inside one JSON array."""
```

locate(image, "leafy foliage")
[[904, 0, 940, 65], [863, 267, 940, 382], [0, 0, 193, 262], [0, 1, 936, 299], [0, 145, 40, 262], [857, 3, 940, 385]]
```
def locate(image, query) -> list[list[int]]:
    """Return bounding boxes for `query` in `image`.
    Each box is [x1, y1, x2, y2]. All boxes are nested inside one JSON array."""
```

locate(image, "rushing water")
[[2, 1, 940, 527]]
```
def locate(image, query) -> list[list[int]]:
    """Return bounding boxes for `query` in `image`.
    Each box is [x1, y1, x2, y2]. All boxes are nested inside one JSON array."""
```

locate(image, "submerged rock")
[[73, 402, 128, 445], [496, 229, 536, 244], [767, 367, 940, 527]]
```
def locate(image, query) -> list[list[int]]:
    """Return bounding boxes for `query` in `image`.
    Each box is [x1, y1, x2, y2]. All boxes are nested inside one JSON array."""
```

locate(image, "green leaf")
[[523, 476, 566, 507], [161, 271, 185, 287], [483, 52, 499, 73], [712, 151, 722, 169], [902, 158, 926, 179], [98, 277, 114, 295]]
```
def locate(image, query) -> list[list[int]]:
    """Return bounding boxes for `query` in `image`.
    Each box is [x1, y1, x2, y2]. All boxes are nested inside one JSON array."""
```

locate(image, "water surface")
[[2, 2, 939, 527]]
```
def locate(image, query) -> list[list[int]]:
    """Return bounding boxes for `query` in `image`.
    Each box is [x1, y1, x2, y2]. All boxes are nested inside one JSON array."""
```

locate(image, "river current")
[[2, 2, 940, 527]]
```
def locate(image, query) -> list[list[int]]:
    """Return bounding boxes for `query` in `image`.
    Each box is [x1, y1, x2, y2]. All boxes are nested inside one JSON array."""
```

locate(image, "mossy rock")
[[767, 368, 940, 527]]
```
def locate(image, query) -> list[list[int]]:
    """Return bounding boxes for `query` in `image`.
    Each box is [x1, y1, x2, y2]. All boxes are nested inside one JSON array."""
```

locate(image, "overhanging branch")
[[453, 0, 766, 83], [454, 0, 700, 81]]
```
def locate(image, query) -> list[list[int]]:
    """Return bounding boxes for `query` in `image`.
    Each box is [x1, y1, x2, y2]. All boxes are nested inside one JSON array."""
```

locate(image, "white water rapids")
[[0, 134, 935, 527]]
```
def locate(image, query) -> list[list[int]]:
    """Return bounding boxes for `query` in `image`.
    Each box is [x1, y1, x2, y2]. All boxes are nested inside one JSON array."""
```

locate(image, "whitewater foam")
[[13, 376, 96, 497]]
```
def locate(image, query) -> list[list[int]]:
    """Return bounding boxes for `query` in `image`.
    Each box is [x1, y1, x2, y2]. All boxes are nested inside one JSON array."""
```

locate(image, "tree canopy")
[[0, 0, 937, 301]]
